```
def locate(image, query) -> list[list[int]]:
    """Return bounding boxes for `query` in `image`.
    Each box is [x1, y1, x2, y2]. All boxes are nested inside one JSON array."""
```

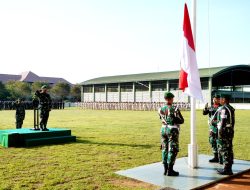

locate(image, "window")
[[107, 84, 118, 92], [152, 81, 167, 91], [201, 78, 208, 90], [135, 81, 149, 92], [169, 80, 178, 90], [121, 83, 133, 92], [94, 85, 105, 93], [83, 86, 93, 93]]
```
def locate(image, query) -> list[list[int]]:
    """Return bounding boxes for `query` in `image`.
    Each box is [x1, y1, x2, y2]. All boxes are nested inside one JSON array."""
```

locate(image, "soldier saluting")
[[34, 85, 52, 131], [216, 94, 235, 175], [203, 94, 221, 163], [158, 92, 184, 176]]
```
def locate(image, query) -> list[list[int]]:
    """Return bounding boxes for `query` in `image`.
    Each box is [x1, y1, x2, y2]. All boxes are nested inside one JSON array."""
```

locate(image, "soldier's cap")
[[213, 94, 220, 98], [41, 85, 48, 89], [220, 93, 231, 100], [164, 92, 174, 99]]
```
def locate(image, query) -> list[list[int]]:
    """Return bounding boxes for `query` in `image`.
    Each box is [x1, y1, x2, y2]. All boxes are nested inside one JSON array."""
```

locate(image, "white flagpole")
[[188, 0, 198, 168]]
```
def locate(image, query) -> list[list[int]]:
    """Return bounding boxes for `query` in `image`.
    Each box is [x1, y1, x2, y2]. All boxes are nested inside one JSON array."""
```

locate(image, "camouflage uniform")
[[217, 103, 235, 174], [203, 102, 221, 162], [159, 92, 184, 176], [35, 87, 52, 131], [14, 100, 25, 129]]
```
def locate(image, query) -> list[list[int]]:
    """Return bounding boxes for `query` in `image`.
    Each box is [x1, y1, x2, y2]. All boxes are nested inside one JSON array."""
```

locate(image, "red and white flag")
[[179, 3, 203, 101]]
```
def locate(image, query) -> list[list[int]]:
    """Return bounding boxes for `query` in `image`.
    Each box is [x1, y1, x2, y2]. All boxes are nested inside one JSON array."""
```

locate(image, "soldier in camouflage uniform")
[[216, 94, 235, 175], [34, 85, 52, 131], [158, 92, 184, 176], [14, 98, 26, 129], [203, 94, 221, 163]]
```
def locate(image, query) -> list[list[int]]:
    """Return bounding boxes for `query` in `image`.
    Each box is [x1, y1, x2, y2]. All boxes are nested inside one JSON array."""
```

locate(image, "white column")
[[166, 81, 169, 92], [93, 85, 95, 102], [118, 83, 121, 102], [149, 81, 152, 102], [81, 86, 84, 102], [105, 84, 107, 102], [133, 82, 136, 102]]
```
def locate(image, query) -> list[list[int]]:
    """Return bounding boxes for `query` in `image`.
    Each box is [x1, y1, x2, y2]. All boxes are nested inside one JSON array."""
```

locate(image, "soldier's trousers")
[[16, 119, 24, 129], [209, 125, 218, 154], [161, 125, 179, 165], [40, 110, 50, 128], [217, 138, 234, 166]]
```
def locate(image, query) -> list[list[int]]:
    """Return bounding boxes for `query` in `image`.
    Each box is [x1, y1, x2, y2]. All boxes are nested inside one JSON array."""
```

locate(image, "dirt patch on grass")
[[111, 178, 159, 189]]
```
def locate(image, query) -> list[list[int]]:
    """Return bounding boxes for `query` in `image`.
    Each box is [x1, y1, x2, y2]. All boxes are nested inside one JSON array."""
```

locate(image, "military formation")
[[78, 101, 191, 111], [0, 100, 64, 110], [159, 91, 235, 177]]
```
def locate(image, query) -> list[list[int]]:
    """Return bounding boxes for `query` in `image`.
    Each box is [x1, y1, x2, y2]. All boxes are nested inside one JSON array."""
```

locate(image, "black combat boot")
[[40, 124, 44, 131], [163, 164, 168, 175], [217, 164, 233, 175], [219, 155, 223, 165], [167, 164, 179, 176], [209, 153, 219, 163]]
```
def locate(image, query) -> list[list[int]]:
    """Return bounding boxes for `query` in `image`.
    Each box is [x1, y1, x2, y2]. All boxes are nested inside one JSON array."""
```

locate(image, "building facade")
[[80, 65, 250, 106]]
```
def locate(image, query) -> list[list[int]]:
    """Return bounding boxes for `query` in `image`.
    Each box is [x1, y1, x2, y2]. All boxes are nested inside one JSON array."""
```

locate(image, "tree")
[[5, 81, 31, 100], [51, 82, 71, 100], [70, 84, 81, 102], [0, 82, 9, 100]]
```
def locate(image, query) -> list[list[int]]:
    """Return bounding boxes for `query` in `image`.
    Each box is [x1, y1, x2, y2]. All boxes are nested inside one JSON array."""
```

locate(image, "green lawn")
[[0, 109, 249, 190]]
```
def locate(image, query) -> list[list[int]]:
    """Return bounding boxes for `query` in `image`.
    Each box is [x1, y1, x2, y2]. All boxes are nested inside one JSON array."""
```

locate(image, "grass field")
[[0, 108, 250, 190]]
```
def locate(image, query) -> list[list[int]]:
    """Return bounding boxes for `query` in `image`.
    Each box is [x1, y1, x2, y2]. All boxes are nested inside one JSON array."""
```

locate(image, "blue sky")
[[0, 0, 250, 84]]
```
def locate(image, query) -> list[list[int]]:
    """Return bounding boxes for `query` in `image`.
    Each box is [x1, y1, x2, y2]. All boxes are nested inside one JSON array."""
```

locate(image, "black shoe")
[[167, 164, 179, 176], [209, 153, 219, 163], [217, 164, 233, 175], [163, 164, 168, 176], [209, 157, 219, 163]]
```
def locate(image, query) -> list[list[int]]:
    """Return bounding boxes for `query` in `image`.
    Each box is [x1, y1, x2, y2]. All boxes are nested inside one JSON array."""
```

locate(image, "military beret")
[[213, 94, 220, 98], [41, 85, 48, 89], [220, 93, 231, 100], [164, 92, 174, 99]]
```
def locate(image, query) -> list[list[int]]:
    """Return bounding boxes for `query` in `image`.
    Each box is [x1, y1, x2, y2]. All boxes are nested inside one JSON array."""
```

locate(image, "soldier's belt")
[[167, 125, 179, 129]]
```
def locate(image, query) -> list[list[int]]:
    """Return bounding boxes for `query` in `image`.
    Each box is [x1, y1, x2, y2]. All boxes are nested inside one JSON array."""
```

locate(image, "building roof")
[[0, 71, 72, 85], [0, 74, 21, 83], [81, 66, 228, 85]]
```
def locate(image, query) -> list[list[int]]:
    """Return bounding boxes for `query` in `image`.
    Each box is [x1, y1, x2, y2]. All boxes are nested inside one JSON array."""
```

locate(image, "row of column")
[[81, 77, 213, 103], [81, 81, 170, 103]]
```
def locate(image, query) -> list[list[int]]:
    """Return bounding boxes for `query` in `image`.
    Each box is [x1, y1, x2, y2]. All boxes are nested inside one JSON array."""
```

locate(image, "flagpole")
[[188, 0, 198, 168]]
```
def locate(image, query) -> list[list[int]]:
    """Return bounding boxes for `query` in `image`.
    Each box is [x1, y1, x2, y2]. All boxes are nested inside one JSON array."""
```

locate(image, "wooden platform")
[[0, 128, 76, 148]]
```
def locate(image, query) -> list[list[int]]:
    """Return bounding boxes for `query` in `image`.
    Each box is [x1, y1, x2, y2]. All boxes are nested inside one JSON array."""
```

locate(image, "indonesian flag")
[[179, 4, 203, 101]]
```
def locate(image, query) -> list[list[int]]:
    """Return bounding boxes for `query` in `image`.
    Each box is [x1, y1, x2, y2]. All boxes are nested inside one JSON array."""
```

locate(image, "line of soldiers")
[[77, 102, 191, 111], [158, 92, 235, 177], [0, 100, 64, 110], [203, 93, 235, 175]]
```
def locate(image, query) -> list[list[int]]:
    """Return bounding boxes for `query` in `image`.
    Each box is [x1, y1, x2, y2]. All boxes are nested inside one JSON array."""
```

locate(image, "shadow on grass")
[[76, 139, 154, 148]]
